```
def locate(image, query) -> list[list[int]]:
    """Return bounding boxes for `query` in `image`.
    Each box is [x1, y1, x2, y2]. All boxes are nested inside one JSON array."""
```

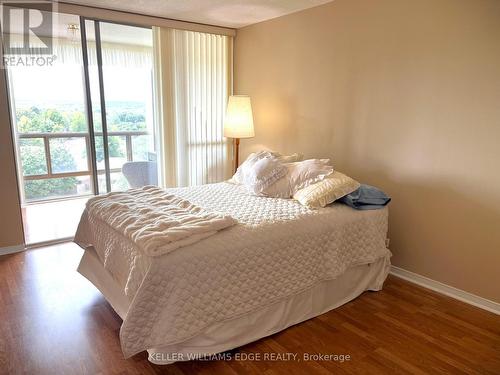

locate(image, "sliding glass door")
[[7, 11, 93, 202], [4, 8, 156, 244], [82, 19, 156, 194]]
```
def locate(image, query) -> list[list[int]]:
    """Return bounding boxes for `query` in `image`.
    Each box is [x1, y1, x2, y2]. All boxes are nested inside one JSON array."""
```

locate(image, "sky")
[[10, 64, 153, 107]]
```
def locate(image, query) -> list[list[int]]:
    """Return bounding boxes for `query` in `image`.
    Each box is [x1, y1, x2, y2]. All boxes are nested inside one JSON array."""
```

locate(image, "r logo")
[[1, 1, 54, 55]]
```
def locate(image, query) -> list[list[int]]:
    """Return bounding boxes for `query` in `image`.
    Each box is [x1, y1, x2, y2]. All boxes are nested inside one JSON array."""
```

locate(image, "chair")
[[122, 161, 158, 188]]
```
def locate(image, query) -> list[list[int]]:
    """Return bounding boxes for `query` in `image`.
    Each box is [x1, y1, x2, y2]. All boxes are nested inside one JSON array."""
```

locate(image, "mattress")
[[74, 182, 391, 359]]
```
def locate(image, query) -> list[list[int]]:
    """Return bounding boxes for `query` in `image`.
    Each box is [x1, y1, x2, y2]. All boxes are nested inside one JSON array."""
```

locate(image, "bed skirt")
[[78, 247, 390, 365]]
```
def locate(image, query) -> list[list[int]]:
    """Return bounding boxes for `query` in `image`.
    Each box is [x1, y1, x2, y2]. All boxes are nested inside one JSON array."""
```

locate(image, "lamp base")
[[234, 138, 240, 174]]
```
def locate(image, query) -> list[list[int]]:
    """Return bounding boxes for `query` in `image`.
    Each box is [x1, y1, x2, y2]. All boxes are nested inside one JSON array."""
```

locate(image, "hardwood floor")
[[0, 243, 499, 374]]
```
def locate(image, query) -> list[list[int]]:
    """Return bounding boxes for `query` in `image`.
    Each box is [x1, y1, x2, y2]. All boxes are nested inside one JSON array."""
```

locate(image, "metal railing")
[[18, 130, 148, 192]]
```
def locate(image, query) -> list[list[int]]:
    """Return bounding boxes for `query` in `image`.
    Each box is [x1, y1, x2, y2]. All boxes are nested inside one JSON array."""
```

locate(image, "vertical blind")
[[153, 27, 232, 187]]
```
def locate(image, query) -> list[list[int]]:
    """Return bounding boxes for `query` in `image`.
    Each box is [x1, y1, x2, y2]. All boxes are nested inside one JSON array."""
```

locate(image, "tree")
[[109, 111, 146, 131], [94, 136, 124, 163], [69, 111, 87, 132], [21, 139, 78, 200], [18, 106, 68, 133], [16, 104, 148, 200]]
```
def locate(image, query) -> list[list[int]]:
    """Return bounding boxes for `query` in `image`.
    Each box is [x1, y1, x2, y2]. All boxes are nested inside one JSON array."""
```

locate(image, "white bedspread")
[[86, 186, 236, 257], [74, 182, 390, 358]]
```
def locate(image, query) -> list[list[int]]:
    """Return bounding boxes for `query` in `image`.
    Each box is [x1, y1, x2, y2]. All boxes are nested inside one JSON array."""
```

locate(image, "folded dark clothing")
[[339, 184, 391, 210]]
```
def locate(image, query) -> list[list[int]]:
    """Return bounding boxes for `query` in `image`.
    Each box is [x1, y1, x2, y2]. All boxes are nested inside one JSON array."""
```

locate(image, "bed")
[[74, 181, 391, 364]]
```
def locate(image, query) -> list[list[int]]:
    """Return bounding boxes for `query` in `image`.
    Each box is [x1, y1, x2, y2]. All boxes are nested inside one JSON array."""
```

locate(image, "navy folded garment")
[[339, 184, 391, 210]]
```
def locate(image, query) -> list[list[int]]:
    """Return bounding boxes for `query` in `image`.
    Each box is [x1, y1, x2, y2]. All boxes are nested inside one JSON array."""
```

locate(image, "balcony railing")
[[18, 130, 149, 202]]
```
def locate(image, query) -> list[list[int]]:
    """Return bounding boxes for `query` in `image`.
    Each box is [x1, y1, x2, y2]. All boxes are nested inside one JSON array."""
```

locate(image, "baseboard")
[[390, 266, 500, 315], [0, 244, 25, 256], [25, 237, 74, 250]]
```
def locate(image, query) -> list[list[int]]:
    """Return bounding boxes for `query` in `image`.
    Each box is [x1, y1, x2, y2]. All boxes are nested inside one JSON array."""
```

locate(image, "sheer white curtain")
[[5, 34, 152, 68], [153, 27, 232, 187]]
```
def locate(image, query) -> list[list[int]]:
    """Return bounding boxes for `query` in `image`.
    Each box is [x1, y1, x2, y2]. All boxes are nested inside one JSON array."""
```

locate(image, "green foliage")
[[21, 141, 78, 200], [17, 106, 88, 133], [19, 139, 47, 176], [70, 111, 87, 132], [95, 136, 124, 163], [108, 111, 146, 131], [17, 107, 83, 200], [50, 140, 80, 173], [16, 104, 149, 200], [24, 177, 78, 201]]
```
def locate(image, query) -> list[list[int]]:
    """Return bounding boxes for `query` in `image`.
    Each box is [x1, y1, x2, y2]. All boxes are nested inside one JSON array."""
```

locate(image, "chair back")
[[122, 161, 158, 188]]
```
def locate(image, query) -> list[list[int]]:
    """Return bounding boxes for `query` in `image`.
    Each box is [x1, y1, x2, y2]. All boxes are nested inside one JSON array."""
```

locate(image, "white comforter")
[[74, 182, 390, 358], [86, 186, 236, 257]]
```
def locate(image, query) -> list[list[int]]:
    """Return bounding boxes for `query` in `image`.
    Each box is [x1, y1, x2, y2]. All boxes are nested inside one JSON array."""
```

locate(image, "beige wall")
[[235, 0, 500, 302], [0, 66, 24, 248]]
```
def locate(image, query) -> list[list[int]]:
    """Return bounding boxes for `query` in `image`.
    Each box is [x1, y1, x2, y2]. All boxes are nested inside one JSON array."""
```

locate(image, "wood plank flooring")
[[0, 243, 499, 374]]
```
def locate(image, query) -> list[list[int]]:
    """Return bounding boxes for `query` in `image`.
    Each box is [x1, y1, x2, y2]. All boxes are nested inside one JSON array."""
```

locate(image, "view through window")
[[4, 9, 155, 244], [7, 13, 155, 202]]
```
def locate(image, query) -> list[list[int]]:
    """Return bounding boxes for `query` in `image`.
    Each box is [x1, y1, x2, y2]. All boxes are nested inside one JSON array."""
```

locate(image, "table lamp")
[[224, 95, 255, 172]]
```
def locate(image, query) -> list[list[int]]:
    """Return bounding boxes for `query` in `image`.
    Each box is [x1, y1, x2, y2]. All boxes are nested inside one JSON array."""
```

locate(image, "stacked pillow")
[[242, 157, 287, 195], [262, 159, 334, 198], [231, 151, 303, 185], [293, 171, 360, 209], [231, 151, 359, 208]]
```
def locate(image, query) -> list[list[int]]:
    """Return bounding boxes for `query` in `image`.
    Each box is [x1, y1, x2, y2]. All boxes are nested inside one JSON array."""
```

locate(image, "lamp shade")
[[224, 95, 255, 139]]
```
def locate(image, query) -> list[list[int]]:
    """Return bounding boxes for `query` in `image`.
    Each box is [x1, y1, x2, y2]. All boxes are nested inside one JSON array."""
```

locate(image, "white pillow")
[[277, 152, 304, 163], [293, 171, 360, 209], [230, 151, 269, 185], [243, 157, 287, 195], [261, 159, 334, 198], [231, 151, 304, 184]]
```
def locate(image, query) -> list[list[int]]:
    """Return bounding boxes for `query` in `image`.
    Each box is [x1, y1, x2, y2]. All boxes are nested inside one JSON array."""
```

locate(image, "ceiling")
[[4, 10, 153, 46], [62, 0, 334, 29]]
